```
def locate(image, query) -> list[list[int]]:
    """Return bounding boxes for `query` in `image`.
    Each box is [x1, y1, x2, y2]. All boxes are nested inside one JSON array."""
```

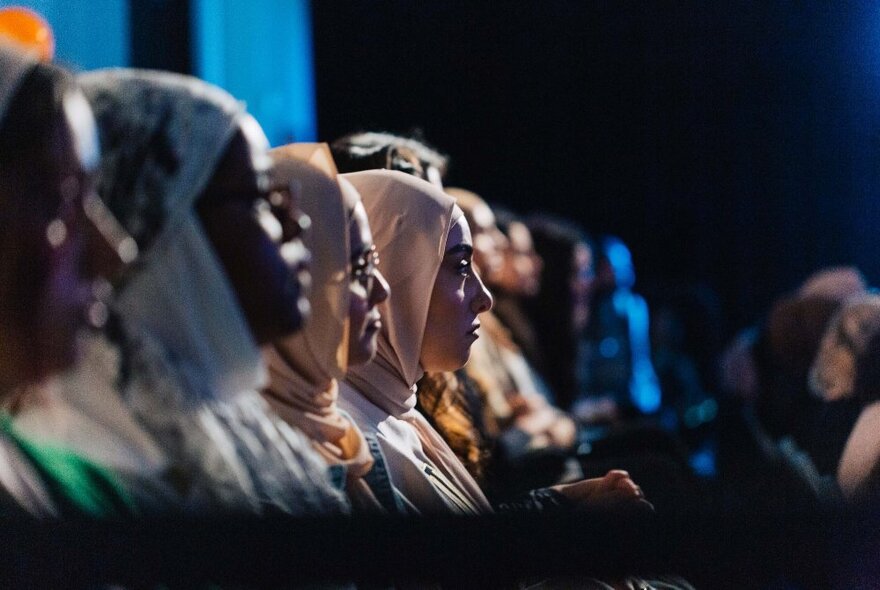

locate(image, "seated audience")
[[15, 69, 347, 515], [262, 143, 399, 513], [338, 170, 648, 515], [446, 187, 578, 496]]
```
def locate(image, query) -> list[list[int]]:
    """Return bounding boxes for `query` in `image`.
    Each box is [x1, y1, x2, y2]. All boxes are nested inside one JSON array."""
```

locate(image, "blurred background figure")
[[332, 131, 448, 188], [491, 206, 545, 372], [0, 40, 135, 518], [578, 236, 661, 419]]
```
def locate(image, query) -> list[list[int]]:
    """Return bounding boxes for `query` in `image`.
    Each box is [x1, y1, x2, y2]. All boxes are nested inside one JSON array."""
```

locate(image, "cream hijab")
[[262, 143, 380, 511], [340, 170, 492, 515]]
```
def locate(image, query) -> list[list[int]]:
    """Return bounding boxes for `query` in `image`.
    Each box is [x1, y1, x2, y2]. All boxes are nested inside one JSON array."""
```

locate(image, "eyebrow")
[[445, 244, 474, 256]]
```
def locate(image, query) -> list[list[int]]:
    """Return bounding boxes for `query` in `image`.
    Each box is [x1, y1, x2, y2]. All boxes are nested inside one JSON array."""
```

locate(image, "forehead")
[[508, 222, 533, 250], [470, 202, 496, 232], [446, 208, 472, 251], [349, 200, 373, 251]]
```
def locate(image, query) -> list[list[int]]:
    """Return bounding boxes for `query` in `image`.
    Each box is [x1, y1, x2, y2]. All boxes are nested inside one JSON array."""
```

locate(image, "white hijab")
[[338, 170, 492, 515]]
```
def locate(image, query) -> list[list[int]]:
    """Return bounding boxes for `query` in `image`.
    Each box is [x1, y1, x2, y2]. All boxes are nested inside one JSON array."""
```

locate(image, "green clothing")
[[0, 413, 136, 518]]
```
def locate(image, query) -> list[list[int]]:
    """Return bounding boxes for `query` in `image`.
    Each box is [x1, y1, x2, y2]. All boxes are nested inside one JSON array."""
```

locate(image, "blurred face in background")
[[571, 242, 595, 332], [467, 200, 506, 286], [346, 200, 390, 366], [495, 221, 543, 297], [0, 88, 128, 388]]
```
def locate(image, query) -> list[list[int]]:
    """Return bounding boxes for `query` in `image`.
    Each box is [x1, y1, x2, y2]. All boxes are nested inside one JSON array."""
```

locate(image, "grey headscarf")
[[59, 69, 348, 515]]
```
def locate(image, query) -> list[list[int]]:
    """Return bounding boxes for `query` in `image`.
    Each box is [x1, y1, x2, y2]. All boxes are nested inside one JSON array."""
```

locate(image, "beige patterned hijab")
[[262, 144, 380, 511], [341, 170, 492, 515]]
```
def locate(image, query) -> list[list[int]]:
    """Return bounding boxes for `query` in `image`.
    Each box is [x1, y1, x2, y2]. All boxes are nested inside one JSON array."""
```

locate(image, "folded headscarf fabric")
[[18, 69, 346, 515], [0, 40, 37, 125], [339, 170, 492, 515], [262, 143, 380, 512]]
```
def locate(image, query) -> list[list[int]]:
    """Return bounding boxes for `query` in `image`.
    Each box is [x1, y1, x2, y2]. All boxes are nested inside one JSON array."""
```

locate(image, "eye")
[[457, 258, 472, 276]]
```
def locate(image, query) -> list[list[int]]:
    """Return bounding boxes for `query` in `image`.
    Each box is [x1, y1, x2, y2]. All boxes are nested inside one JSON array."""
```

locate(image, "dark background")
[[308, 1, 880, 335]]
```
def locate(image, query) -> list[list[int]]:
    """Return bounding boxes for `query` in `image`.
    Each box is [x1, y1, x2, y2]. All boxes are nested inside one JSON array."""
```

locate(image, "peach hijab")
[[339, 170, 492, 515], [261, 144, 380, 511]]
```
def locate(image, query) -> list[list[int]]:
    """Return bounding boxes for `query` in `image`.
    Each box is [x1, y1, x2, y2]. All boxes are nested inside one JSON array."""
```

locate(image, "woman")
[[16, 69, 346, 515], [337, 169, 493, 514], [338, 170, 646, 515], [0, 42, 134, 517], [262, 143, 397, 512]]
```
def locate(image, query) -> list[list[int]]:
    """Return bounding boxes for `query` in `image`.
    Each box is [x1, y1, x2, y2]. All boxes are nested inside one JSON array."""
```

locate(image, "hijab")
[[262, 143, 380, 511], [20, 69, 347, 515], [340, 170, 492, 515]]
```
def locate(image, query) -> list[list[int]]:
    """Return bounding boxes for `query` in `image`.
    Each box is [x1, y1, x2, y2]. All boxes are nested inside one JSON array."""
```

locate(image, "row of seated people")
[[720, 264, 880, 509], [0, 40, 698, 588]]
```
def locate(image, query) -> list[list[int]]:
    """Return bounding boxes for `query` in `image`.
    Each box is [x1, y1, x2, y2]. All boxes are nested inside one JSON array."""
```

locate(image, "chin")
[[349, 339, 378, 367]]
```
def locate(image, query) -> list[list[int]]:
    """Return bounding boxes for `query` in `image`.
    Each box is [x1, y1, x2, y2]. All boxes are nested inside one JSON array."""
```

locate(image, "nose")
[[370, 268, 390, 306], [470, 269, 494, 314]]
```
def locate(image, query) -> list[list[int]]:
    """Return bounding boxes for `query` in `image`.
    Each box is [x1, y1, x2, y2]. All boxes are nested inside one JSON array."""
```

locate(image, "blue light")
[[191, 0, 317, 145], [6, 0, 130, 70]]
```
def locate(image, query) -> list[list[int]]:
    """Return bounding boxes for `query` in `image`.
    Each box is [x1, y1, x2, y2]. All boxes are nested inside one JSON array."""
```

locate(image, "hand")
[[551, 470, 654, 512]]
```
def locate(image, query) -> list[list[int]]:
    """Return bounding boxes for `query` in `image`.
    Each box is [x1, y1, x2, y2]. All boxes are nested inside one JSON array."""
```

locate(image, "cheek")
[[434, 278, 467, 321], [348, 288, 369, 336]]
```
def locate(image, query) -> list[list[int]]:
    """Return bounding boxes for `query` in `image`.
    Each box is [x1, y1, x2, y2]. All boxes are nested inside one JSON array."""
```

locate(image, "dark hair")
[[525, 214, 592, 408], [0, 62, 74, 187], [331, 131, 448, 180]]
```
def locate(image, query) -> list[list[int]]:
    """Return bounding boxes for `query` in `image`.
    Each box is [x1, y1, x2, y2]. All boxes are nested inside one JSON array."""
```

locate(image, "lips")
[[365, 313, 382, 333], [467, 322, 481, 336]]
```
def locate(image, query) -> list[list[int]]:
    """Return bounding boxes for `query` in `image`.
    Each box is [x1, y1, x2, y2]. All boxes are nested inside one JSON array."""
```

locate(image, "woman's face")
[[0, 90, 122, 388], [496, 221, 542, 297], [197, 115, 311, 345], [467, 201, 506, 286], [420, 214, 494, 372], [346, 201, 390, 366]]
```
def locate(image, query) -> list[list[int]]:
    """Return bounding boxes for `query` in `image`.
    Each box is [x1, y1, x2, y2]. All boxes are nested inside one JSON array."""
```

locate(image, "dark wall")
[[312, 1, 880, 332], [130, 0, 192, 74]]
